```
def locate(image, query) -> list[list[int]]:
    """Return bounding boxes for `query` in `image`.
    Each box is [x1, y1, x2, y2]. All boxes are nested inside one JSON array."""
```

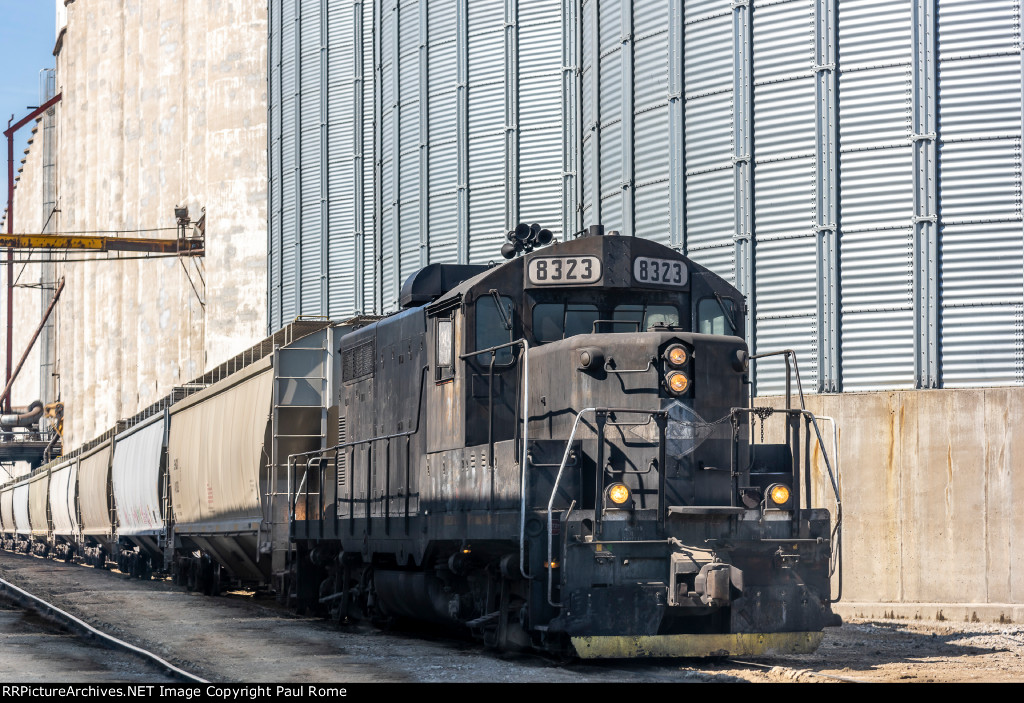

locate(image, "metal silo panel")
[[684, 92, 732, 175], [633, 15, 671, 244], [752, 0, 813, 79], [939, 140, 1020, 224], [753, 79, 816, 159], [467, 56, 505, 265], [841, 308, 916, 391], [838, 66, 912, 149], [935, 0, 1023, 386], [839, 147, 914, 230], [941, 305, 1021, 388], [269, 0, 284, 330], [428, 183, 459, 263], [300, 0, 324, 316], [683, 9, 732, 97], [519, 0, 562, 236], [683, 2, 733, 272], [836, 0, 914, 392], [634, 179, 670, 244], [938, 54, 1021, 141], [399, 1, 421, 280], [362, 4, 377, 313], [753, 234, 819, 393], [427, 0, 459, 264], [684, 168, 734, 256], [839, 227, 916, 390], [753, 157, 816, 239], [467, 186, 505, 264], [690, 246, 736, 290], [280, 0, 299, 322], [519, 178, 563, 241], [327, 0, 357, 318], [940, 226, 1023, 309], [940, 217, 1023, 388], [596, 0, 623, 225], [837, 0, 912, 69], [937, 0, 1019, 57], [380, 1, 398, 311]]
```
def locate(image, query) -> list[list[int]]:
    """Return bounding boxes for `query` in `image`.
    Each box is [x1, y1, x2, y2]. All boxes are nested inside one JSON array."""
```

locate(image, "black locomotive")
[[288, 226, 840, 657]]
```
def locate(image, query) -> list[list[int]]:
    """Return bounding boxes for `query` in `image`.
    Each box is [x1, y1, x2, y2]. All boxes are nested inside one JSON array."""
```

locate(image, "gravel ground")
[[1, 551, 1022, 683]]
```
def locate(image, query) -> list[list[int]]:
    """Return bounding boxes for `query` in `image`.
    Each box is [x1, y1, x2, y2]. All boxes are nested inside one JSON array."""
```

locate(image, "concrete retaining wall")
[[764, 388, 1024, 622]]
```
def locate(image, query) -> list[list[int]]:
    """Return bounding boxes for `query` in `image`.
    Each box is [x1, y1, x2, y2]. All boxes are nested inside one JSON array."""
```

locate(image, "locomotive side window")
[[698, 297, 738, 335], [475, 295, 515, 364], [435, 316, 455, 381]]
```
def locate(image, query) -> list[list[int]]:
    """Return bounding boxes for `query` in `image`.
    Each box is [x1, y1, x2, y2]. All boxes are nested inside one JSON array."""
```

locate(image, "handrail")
[[603, 356, 656, 375], [462, 338, 531, 579], [546, 407, 596, 607], [748, 348, 842, 602], [545, 406, 665, 608], [286, 365, 429, 524]]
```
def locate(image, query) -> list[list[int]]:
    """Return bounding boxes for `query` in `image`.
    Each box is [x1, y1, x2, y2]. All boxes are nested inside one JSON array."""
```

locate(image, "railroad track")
[[0, 575, 206, 683]]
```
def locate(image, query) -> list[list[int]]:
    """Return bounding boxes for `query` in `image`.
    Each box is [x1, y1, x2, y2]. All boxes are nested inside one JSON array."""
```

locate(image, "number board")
[[526, 256, 602, 286], [633, 257, 688, 287]]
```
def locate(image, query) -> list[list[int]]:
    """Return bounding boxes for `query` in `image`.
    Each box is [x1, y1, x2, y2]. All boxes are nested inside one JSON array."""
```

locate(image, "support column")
[[456, 0, 469, 264], [732, 0, 755, 373], [814, 0, 840, 392], [560, 0, 580, 240], [620, 0, 634, 238], [353, 0, 366, 313], [505, 0, 520, 234], [668, 0, 686, 253], [912, 0, 939, 388]]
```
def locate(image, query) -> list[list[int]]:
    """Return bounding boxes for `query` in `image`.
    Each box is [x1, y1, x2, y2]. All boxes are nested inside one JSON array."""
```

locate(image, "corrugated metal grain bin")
[[567, 0, 1023, 393], [270, 0, 1024, 394], [28, 470, 49, 537], [13, 481, 30, 536], [267, 0, 567, 326], [112, 413, 166, 537], [78, 440, 113, 538], [48, 459, 79, 537]]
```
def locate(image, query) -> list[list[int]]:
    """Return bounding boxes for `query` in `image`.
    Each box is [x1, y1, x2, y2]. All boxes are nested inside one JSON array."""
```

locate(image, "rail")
[[0, 575, 207, 683]]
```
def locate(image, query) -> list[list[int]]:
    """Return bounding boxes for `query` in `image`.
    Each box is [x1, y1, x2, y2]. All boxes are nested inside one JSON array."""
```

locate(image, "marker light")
[[666, 371, 689, 394], [608, 484, 630, 505], [769, 484, 791, 506], [665, 345, 688, 367]]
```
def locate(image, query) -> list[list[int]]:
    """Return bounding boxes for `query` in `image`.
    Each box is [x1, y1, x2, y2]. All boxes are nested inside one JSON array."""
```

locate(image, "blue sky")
[[0, 1, 57, 221]]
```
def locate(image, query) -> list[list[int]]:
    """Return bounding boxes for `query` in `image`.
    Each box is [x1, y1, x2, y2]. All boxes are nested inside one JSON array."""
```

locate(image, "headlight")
[[607, 483, 630, 505], [665, 370, 689, 394], [665, 344, 688, 367], [767, 483, 791, 508]]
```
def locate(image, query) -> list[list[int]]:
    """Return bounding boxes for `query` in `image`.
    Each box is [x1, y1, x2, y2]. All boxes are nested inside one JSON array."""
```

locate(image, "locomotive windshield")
[[532, 297, 683, 343]]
